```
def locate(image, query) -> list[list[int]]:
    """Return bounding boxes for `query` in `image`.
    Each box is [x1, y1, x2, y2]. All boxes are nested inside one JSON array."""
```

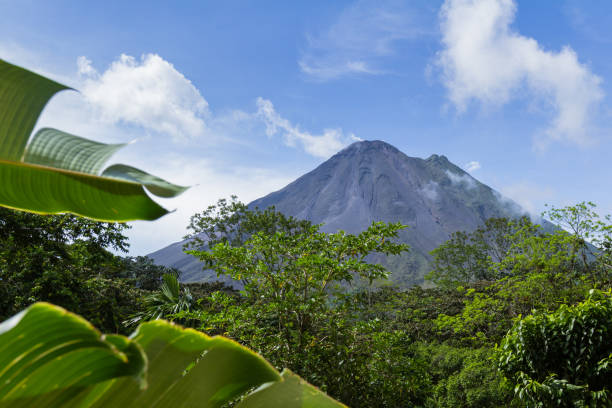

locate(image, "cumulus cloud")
[[79, 54, 210, 142], [69, 54, 354, 158], [255, 97, 356, 158], [446, 170, 477, 189], [300, 0, 430, 80], [464, 160, 481, 172], [76, 56, 96, 76], [437, 0, 604, 146]]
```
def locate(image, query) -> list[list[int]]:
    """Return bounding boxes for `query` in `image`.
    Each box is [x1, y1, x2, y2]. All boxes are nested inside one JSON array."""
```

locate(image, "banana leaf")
[[0, 58, 187, 221], [0, 303, 345, 408]]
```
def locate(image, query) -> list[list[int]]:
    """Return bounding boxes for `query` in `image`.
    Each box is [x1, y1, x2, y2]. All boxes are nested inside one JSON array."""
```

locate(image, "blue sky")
[[1, 0, 611, 255]]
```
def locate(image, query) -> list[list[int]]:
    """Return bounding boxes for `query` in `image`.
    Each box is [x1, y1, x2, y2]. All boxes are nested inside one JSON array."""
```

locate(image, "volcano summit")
[[150, 140, 525, 286]]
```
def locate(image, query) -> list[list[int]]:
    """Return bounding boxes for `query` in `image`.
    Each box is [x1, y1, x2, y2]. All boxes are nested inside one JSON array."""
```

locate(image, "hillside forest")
[[1, 199, 611, 407]]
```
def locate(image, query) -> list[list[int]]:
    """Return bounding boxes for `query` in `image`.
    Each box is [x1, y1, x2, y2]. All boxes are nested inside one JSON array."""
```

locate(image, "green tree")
[[427, 216, 538, 286], [422, 344, 513, 407], [185, 196, 312, 252], [433, 272, 587, 347], [0, 57, 345, 408], [543, 202, 612, 278], [188, 221, 408, 358], [498, 289, 612, 407], [119, 255, 182, 290], [78, 277, 145, 334], [0, 207, 132, 322], [499, 228, 578, 277], [184, 202, 415, 406], [428, 205, 612, 288]]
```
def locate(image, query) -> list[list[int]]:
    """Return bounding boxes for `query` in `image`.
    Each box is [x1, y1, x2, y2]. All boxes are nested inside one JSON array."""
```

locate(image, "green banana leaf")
[[237, 370, 344, 408], [24, 128, 126, 175], [0, 303, 346, 408], [0, 303, 146, 407], [0, 58, 187, 221], [102, 164, 189, 198]]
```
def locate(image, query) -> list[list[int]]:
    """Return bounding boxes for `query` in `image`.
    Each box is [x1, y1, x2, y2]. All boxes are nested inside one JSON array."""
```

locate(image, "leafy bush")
[[498, 289, 612, 407], [422, 344, 513, 407]]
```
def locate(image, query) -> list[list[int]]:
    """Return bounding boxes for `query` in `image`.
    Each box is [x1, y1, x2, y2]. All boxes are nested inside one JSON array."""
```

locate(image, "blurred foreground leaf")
[[0, 58, 187, 221], [0, 303, 345, 408]]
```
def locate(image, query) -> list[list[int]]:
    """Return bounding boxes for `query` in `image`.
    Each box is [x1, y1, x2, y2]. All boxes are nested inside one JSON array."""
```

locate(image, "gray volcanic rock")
[[149, 140, 526, 286]]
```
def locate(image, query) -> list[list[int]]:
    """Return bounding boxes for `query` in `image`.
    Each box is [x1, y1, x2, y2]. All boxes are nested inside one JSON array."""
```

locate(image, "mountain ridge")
[[149, 140, 527, 286]]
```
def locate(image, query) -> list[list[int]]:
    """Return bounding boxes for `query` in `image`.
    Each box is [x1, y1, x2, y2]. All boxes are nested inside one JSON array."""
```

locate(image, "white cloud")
[[69, 54, 353, 158], [499, 181, 555, 217], [37, 53, 350, 160], [437, 0, 604, 146], [76, 56, 96, 76], [299, 60, 380, 81], [256, 97, 354, 158], [445, 170, 477, 189], [419, 181, 439, 201], [300, 0, 430, 80], [464, 160, 481, 172], [79, 54, 210, 142]]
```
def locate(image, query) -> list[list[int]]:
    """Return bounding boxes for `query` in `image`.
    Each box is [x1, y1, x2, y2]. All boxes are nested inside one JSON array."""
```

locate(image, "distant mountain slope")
[[149, 140, 527, 286]]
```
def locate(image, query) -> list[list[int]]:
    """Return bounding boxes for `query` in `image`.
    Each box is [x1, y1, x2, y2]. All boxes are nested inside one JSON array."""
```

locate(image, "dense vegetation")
[[1, 199, 611, 406], [0, 207, 180, 333], [0, 59, 346, 407]]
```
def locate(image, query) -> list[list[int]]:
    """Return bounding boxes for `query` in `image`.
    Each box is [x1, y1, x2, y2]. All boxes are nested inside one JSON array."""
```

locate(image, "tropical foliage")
[[0, 58, 187, 221], [3, 56, 612, 408], [126, 273, 196, 327], [2, 198, 612, 407], [498, 290, 612, 407], [0, 60, 344, 407], [0, 206, 138, 332], [0, 302, 342, 408], [182, 200, 416, 406]]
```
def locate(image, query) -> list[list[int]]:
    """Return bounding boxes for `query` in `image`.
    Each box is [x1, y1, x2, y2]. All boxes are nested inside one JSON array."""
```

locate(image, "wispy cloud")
[[498, 181, 555, 216], [446, 169, 477, 189], [563, 2, 612, 45], [299, 60, 381, 81], [77, 55, 355, 158], [300, 0, 430, 81], [419, 181, 440, 201], [437, 0, 604, 147], [32, 52, 354, 160], [464, 160, 481, 172], [255, 97, 357, 158]]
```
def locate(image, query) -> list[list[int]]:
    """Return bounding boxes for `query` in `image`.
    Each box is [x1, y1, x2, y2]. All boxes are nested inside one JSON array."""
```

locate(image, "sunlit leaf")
[[84, 321, 281, 408], [0, 160, 167, 222], [0, 58, 187, 221], [238, 370, 347, 408], [24, 128, 125, 175], [0, 304, 345, 407], [102, 164, 188, 198], [0, 303, 146, 408], [0, 59, 68, 161]]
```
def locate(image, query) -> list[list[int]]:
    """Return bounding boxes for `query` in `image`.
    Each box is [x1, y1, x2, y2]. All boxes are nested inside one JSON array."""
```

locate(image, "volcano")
[[149, 140, 526, 286]]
